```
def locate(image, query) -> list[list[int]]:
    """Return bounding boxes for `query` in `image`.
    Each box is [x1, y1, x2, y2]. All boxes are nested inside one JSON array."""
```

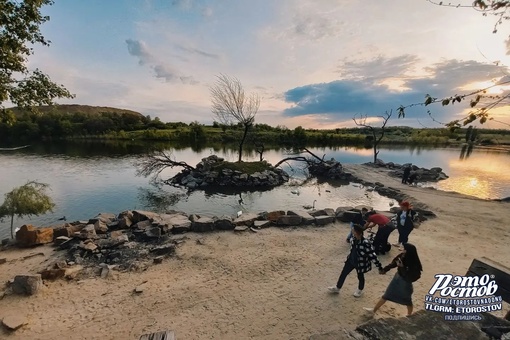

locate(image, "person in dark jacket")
[[393, 201, 415, 247], [402, 166, 411, 184], [363, 243, 422, 316], [329, 224, 383, 298]]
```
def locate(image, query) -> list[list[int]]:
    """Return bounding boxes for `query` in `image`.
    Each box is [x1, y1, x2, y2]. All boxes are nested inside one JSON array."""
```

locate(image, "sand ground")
[[0, 164, 509, 340]]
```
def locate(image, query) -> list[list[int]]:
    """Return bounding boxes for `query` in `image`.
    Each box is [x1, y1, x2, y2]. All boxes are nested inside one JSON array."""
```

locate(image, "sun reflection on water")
[[436, 153, 510, 199]]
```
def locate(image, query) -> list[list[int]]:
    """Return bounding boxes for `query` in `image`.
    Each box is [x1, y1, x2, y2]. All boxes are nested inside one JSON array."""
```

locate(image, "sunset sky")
[[29, 0, 510, 129]]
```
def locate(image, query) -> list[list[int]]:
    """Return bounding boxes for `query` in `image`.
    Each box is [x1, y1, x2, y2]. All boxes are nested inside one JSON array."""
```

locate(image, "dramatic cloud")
[[126, 39, 198, 84], [283, 57, 509, 125]]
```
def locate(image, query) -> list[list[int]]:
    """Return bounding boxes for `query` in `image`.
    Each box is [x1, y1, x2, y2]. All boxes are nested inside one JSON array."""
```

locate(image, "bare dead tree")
[[352, 110, 392, 163], [135, 151, 195, 178], [254, 142, 265, 161], [210, 74, 260, 162], [273, 148, 325, 168]]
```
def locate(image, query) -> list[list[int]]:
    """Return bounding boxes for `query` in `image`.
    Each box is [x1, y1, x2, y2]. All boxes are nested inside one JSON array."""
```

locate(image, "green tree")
[[1, 0, 73, 110], [210, 74, 260, 162], [0, 181, 55, 238]]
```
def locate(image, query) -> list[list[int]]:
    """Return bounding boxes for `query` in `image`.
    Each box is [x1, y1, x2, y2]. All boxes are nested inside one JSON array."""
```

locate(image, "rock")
[[78, 241, 98, 252], [134, 220, 152, 230], [79, 224, 97, 239], [16, 225, 54, 247], [150, 244, 176, 256], [54, 236, 70, 246], [375, 159, 385, 166], [134, 285, 145, 294], [2, 314, 28, 331], [110, 230, 129, 243], [64, 265, 84, 279], [234, 226, 249, 232], [356, 310, 488, 340], [11, 274, 43, 295], [132, 210, 159, 223], [153, 256, 164, 264], [430, 167, 443, 173], [249, 227, 258, 233], [315, 216, 335, 225], [117, 211, 133, 229], [335, 206, 354, 217], [254, 220, 271, 228], [163, 214, 192, 234], [0, 258, 6, 265], [192, 217, 215, 232], [233, 212, 259, 226], [323, 208, 335, 217], [39, 268, 66, 280], [277, 215, 302, 226], [287, 210, 315, 225], [354, 205, 372, 211], [53, 224, 85, 238], [266, 210, 286, 222], [214, 216, 234, 230], [92, 220, 108, 234], [375, 182, 384, 187], [337, 210, 360, 223], [145, 227, 162, 238], [99, 263, 115, 279]]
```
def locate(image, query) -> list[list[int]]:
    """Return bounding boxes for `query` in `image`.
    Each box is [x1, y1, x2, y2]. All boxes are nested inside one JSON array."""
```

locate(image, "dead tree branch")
[[353, 110, 392, 163], [135, 151, 195, 178]]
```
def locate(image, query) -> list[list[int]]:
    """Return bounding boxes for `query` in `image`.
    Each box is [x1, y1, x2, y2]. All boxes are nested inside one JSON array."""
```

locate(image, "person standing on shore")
[[363, 243, 422, 317], [402, 166, 411, 184], [329, 224, 383, 298], [393, 201, 415, 247]]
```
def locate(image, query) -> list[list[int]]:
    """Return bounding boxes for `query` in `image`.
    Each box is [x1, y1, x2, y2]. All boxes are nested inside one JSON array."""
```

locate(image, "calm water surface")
[[0, 141, 509, 239]]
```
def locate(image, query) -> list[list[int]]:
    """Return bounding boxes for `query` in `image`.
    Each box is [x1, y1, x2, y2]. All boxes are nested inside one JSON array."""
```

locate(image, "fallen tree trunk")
[[135, 151, 195, 178]]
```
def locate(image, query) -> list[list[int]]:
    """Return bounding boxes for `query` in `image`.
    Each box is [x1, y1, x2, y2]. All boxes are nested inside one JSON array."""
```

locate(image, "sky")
[[26, 0, 510, 129]]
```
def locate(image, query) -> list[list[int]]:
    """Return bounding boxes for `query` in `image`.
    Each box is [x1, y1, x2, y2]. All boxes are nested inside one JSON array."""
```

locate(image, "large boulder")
[[16, 225, 54, 247], [214, 216, 234, 230], [192, 217, 215, 232], [132, 210, 160, 223], [11, 274, 43, 295], [266, 210, 286, 222], [233, 212, 259, 227], [314, 216, 335, 225], [287, 210, 315, 225], [277, 215, 302, 226]]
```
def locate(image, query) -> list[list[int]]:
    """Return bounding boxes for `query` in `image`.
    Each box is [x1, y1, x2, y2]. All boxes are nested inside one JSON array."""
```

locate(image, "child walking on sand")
[[329, 224, 383, 298]]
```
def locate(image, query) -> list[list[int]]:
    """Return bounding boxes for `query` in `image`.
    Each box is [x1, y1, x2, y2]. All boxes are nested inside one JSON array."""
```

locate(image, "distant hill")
[[8, 104, 145, 118]]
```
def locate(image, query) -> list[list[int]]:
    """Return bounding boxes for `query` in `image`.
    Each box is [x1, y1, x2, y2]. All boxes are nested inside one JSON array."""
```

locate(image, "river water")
[[1, 141, 509, 239]]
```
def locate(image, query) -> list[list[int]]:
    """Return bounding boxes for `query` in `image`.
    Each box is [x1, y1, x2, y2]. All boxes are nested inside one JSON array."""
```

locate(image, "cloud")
[[282, 57, 510, 125], [126, 39, 198, 84], [125, 39, 153, 65], [338, 55, 419, 81], [174, 44, 219, 59]]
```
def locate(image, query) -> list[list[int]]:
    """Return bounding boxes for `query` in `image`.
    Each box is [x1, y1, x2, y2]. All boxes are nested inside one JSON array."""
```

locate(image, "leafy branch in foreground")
[[426, 0, 510, 33], [1, 0, 74, 109], [396, 79, 510, 130]]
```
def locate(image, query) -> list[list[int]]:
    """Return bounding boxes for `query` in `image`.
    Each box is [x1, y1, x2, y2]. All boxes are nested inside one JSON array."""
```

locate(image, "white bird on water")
[[237, 211, 243, 218]]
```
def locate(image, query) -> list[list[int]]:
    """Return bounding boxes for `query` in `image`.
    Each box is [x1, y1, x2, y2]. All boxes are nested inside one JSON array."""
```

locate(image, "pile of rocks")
[[168, 155, 290, 189], [368, 159, 449, 182], [308, 158, 352, 180]]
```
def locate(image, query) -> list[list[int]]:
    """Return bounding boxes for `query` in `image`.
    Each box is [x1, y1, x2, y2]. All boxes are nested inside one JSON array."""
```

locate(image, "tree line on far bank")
[[1, 106, 509, 148]]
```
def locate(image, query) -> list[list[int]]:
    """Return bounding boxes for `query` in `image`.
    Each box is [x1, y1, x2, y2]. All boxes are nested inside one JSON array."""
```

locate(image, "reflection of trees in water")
[[137, 187, 187, 212], [459, 127, 478, 160], [459, 144, 474, 160]]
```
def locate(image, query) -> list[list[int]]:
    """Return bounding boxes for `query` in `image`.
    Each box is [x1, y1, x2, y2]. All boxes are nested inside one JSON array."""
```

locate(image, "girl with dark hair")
[[363, 243, 422, 316]]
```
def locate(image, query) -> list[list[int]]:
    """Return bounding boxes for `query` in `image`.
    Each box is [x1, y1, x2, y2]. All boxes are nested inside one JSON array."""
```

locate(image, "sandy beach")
[[1, 164, 509, 340]]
